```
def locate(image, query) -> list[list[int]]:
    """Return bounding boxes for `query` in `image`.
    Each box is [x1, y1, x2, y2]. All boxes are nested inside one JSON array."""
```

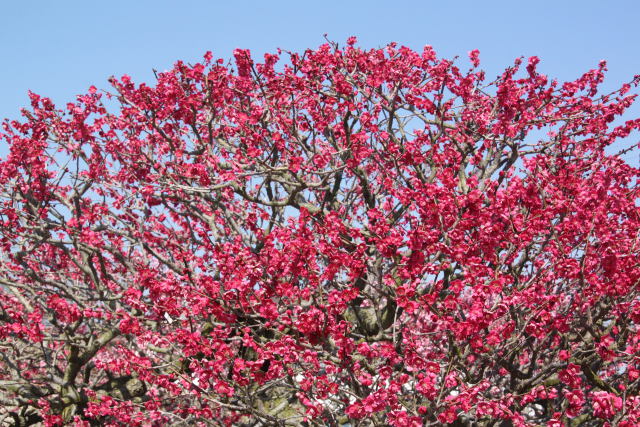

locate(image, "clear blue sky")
[[1, 0, 639, 151]]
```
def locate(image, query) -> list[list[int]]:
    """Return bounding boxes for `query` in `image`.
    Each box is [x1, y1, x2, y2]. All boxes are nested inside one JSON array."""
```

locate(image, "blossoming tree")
[[1, 38, 639, 426]]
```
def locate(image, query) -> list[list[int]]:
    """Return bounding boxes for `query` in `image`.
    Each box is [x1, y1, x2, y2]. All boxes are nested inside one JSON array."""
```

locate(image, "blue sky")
[[1, 0, 639, 149]]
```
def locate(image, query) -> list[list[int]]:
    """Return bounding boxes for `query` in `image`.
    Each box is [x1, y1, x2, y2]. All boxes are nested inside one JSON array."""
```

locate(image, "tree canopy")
[[0, 39, 639, 426]]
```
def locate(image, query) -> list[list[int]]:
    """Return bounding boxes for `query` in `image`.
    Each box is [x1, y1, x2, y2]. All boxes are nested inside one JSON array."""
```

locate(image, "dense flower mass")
[[0, 39, 639, 426]]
